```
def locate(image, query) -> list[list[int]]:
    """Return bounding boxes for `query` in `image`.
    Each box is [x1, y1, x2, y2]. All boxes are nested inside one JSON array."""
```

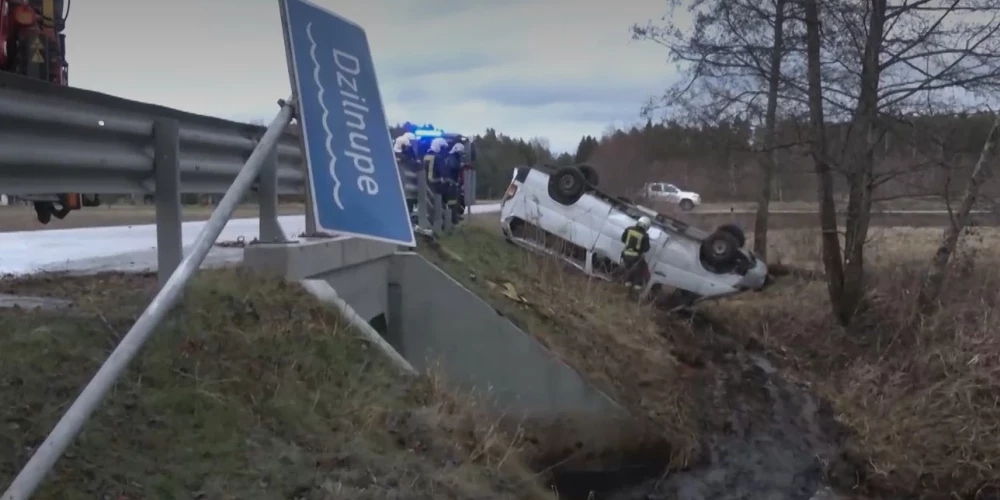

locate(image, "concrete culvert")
[[544, 449, 672, 500], [521, 420, 675, 500]]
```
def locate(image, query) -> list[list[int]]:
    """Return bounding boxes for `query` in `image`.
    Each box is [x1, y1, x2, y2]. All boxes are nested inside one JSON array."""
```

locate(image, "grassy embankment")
[[0, 269, 550, 499], [425, 221, 1000, 498], [3, 218, 997, 498]]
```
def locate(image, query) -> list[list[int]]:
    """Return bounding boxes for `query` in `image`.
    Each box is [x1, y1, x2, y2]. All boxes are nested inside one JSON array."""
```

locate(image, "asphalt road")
[[680, 210, 998, 229], [473, 206, 997, 230]]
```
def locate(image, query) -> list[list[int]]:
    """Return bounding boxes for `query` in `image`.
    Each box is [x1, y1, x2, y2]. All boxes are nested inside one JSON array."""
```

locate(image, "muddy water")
[[597, 317, 858, 500]]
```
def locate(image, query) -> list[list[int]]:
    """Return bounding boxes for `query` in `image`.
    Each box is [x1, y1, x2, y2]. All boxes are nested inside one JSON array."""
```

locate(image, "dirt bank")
[[609, 313, 856, 500], [420, 228, 859, 499]]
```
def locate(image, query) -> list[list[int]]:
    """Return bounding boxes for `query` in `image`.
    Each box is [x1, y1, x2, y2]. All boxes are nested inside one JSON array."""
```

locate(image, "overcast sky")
[[63, 0, 680, 152]]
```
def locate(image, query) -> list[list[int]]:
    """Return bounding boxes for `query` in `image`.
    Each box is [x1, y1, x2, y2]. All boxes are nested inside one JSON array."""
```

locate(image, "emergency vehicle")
[[408, 127, 476, 224], [1, 0, 101, 223]]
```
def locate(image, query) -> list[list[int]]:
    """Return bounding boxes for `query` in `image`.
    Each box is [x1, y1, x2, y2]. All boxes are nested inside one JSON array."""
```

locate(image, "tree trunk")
[[837, 0, 886, 325], [805, 0, 846, 321], [730, 162, 738, 197], [752, 0, 787, 260], [916, 112, 1000, 313]]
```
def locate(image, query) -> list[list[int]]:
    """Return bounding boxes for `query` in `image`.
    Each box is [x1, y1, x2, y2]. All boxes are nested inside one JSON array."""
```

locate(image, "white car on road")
[[643, 182, 701, 211], [499, 164, 768, 307]]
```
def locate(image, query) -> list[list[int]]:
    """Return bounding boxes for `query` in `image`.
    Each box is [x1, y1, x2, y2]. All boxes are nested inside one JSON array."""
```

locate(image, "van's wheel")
[[577, 164, 600, 187], [547, 166, 587, 205], [716, 223, 746, 248], [701, 230, 740, 269], [680, 199, 695, 211]]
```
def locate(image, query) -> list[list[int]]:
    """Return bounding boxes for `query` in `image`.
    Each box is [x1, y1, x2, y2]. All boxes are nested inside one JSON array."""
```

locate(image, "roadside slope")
[[418, 227, 854, 500], [438, 220, 1000, 498], [0, 269, 550, 500], [705, 227, 1000, 498]]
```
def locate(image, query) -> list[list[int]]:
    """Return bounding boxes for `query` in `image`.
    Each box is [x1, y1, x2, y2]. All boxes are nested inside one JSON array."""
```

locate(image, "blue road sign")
[[280, 0, 415, 246]]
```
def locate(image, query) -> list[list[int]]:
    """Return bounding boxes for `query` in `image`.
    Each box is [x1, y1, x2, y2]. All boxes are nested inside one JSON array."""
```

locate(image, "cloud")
[[560, 104, 649, 125], [468, 79, 658, 108], [64, 0, 680, 154], [377, 52, 515, 80], [396, 0, 534, 20]]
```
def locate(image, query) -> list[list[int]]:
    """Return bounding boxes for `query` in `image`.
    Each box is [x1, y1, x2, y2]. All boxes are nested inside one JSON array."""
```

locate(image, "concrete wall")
[[244, 237, 396, 322], [244, 238, 624, 419], [314, 256, 390, 322], [385, 252, 623, 419]]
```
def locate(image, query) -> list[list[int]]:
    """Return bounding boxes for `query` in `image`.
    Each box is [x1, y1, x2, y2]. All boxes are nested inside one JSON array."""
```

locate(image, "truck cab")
[[1, 0, 101, 224]]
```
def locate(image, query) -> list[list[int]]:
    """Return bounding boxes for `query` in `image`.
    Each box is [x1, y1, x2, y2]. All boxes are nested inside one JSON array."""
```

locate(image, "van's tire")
[[716, 223, 746, 248], [548, 166, 588, 205], [679, 199, 695, 211], [701, 230, 740, 269], [577, 164, 600, 187]]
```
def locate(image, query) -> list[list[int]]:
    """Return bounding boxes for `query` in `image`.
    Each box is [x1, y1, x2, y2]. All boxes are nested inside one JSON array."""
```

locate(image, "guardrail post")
[[442, 188, 454, 234], [432, 193, 445, 235], [304, 175, 317, 235], [0, 100, 297, 500], [466, 169, 477, 211], [153, 119, 182, 287], [416, 165, 430, 231], [258, 145, 285, 242]]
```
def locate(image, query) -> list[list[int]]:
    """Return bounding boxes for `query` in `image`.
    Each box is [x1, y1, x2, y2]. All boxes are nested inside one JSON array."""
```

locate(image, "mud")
[[535, 313, 858, 500], [421, 230, 863, 499], [636, 314, 855, 499], [611, 359, 850, 499]]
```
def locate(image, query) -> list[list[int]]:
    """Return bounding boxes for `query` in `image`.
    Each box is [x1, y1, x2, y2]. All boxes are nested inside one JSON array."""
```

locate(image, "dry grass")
[[651, 197, 969, 215], [431, 220, 1000, 497], [419, 228, 701, 469], [707, 226, 1000, 497], [0, 268, 551, 499]]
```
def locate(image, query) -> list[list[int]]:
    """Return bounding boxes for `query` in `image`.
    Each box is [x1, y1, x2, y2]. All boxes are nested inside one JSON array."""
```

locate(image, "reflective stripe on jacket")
[[620, 225, 650, 257]]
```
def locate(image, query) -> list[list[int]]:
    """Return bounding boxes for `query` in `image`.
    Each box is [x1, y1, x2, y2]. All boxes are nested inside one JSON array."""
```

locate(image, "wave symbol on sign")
[[306, 22, 344, 210]]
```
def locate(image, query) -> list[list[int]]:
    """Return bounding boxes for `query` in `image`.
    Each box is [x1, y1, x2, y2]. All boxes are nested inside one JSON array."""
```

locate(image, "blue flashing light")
[[413, 128, 443, 137]]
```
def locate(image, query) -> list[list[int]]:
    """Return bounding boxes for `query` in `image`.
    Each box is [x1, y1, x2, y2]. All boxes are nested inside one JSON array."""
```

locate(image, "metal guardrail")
[[0, 71, 305, 196], [0, 70, 480, 499], [0, 92, 298, 499], [0, 72, 304, 284]]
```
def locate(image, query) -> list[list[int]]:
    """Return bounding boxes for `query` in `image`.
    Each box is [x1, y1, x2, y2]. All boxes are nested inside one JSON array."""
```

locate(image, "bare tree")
[[589, 133, 650, 194], [805, 0, 848, 320], [634, 0, 800, 260], [529, 137, 551, 152], [756, 0, 789, 259], [793, 0, 1000, 325], [916, 111, 1000, 313]]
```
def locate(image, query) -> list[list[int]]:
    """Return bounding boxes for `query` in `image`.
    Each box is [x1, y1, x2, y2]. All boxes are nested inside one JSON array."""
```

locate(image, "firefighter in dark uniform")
[[444, 142, 466, 222], [620, 216, 652, 290], [423, 137, 451, 226], [393, 132, 419, 216]]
